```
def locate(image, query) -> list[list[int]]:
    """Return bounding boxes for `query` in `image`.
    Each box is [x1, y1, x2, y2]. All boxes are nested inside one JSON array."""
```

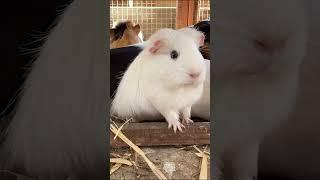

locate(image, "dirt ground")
[[110, 146, 210, 180]]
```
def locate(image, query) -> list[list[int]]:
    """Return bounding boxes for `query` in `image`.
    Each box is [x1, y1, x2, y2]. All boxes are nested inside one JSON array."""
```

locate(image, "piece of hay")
[[193, 145, 210, 157], [113, 117, 132, 140], [110, 154, 132, 175], [110, 153, 121, 158], [199, 153, 209, 180], [110, 124, 168, 180], [110, 158, 133, 166], [178, 145, 193, 150], [110, 163, 123, 175], [193, 146, 210, 180]]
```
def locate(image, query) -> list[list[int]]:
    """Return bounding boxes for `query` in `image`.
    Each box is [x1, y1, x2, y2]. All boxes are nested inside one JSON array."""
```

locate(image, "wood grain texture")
[[176, 0, 189, 29], [188, 0, 198, 25], [110, 122, 210, 147], [176, 0, 199, 29]]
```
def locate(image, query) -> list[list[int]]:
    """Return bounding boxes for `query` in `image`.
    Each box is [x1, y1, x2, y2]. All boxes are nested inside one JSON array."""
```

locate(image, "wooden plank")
[[188, 0, 199, 25], [110, 122, 210, 147], [176, 0, 189, 29], [176, 0, 199, 29]]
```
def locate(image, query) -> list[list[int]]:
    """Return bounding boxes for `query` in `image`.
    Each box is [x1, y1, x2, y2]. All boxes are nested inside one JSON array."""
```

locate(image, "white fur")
[[138, 31, 144, 42], [217, 0, 307, 179], [191, 59, 210, 120], [0, 0, 107, 179], [258, 0, 320, 178], [190, 0, 308, 179], [111, 28, 206, 132]]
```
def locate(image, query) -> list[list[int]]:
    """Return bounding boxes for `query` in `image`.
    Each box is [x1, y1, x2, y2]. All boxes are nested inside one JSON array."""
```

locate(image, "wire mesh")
[[110, 0, 177, 40], [110, 0, 211, 40], [197, 0, 210, 22]]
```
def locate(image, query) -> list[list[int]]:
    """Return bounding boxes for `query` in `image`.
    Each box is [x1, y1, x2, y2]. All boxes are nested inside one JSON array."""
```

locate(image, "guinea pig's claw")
[[177, 124, 183, 132], [168, 121, 185, 133], [182, 118, 194, 125], [174, 126, 177, 133]]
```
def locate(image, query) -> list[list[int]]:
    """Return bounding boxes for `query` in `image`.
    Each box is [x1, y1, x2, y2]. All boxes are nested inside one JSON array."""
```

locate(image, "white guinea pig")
[[213, 0, 308, 179], [111, 28, 206, 133]]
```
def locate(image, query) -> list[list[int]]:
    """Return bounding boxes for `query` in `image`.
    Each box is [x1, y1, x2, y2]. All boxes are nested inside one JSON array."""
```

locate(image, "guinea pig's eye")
[[170, 50, 179, 60]]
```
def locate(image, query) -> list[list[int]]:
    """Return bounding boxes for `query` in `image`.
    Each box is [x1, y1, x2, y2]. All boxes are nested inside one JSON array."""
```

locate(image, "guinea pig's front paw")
[[168, 120, 185, 133], [182, 118, 194, 125]]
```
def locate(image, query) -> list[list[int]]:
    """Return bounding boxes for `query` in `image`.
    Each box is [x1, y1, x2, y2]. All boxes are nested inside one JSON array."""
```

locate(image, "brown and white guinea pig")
[[213, 0, 308, 179], [110, 20, 143, 49], [111, 28, 206, 133]]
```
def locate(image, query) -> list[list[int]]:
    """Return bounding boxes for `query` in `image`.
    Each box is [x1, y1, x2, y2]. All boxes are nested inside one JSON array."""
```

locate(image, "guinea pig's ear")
[[125, 21, 134, 29], [178, 28, 205, 47], [133, 24, 141, 35], [149, 39, 165, 54], [147, 28, 173, 55], [199, 33, 205, 46]]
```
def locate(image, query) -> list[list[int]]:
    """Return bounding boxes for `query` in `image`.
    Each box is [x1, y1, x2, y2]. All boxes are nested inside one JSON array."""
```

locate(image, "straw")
[[193, 145, 210, 180], [110, 124, 168, 180]]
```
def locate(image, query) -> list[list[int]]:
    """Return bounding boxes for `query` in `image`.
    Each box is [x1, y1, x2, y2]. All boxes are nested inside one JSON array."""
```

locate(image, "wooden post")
[[188, 0, 199, 25], [176, 0, 199, 29], [110, 122, 210, 147]]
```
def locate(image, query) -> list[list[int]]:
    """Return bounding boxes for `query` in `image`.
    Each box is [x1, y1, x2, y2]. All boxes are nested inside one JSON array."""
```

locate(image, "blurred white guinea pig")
[[111, 28, 206, 133], [213, 0, 308, 179]]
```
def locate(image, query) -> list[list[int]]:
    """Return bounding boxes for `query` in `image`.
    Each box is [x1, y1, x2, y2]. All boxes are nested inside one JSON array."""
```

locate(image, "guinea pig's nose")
[[189, 72, 200, 79]]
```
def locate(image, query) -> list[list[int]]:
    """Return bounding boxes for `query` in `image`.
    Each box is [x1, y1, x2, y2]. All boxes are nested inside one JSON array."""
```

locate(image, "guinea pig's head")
[[143, 28, 206, 87], [213, 0, 309, 150], [214, 0, 308, 80]]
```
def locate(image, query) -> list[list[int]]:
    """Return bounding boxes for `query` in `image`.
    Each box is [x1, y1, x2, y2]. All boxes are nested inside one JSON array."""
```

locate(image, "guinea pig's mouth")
[[183, 75, 204, 86]]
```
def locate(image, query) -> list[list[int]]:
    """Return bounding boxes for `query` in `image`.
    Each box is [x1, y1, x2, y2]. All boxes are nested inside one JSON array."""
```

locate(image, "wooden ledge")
[[110, 122, 210, 147]]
